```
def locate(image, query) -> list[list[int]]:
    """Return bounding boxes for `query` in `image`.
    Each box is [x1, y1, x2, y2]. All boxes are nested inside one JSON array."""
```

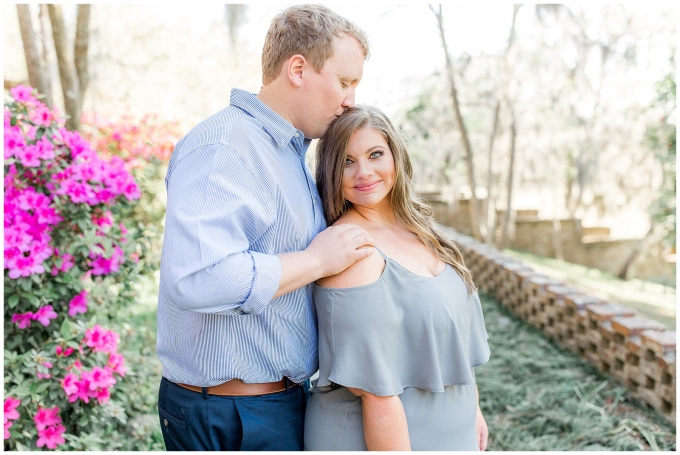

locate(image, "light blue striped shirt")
[[156, 89, 326, 386]]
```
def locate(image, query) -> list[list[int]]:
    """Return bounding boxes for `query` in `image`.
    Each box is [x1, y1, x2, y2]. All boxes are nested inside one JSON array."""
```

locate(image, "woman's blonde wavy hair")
[[315, 105, 477, 294]]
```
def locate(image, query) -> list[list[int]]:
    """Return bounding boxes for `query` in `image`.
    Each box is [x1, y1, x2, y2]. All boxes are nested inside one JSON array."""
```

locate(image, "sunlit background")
[[4, 2, 676, 272]]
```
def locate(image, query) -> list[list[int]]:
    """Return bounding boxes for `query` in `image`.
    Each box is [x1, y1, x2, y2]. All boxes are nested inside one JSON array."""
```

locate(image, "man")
[[156, 4, 372, 451]]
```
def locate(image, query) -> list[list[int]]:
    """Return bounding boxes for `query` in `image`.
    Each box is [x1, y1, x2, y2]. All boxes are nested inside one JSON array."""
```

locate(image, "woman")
[[304, 106, 491, 451]]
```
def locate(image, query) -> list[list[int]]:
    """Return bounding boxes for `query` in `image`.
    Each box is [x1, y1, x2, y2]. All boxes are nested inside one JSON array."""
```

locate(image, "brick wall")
[[424, 194, 676, 283], [439, 225, 676, 423]]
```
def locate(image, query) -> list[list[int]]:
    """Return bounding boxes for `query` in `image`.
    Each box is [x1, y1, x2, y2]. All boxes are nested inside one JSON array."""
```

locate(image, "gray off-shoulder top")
[[313, 247, 490, 397]]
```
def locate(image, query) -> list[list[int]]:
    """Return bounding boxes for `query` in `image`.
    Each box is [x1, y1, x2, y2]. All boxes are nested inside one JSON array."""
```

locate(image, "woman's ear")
[[287, 54, 306, 88]]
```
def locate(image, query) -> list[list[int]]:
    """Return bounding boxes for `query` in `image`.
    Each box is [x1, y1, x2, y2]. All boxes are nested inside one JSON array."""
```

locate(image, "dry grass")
[[476, 291, 676, 451]]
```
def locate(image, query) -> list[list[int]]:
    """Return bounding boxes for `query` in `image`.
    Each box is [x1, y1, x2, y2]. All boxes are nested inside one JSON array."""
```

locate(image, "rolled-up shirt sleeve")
[[160, 141, 282, 315]]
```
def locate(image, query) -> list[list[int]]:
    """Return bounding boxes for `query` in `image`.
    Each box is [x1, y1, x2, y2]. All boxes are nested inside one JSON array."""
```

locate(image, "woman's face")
[[342, 126, 396, 211]]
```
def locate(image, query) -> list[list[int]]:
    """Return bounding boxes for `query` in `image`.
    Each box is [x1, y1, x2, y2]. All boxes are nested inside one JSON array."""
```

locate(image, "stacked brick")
[[441, 226, 676, 423]]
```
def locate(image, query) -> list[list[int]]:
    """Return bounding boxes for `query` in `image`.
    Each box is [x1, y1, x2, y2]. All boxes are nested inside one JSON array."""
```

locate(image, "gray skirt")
[[304, 384, 479, 451]]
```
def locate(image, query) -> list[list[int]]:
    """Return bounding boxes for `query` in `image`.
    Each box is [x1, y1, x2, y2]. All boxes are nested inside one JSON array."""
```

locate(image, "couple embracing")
[[156, 4, 490, 451]]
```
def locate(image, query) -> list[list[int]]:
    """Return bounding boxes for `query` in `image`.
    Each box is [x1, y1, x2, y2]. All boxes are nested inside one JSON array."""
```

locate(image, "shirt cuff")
[[239, 251, 282, 315]]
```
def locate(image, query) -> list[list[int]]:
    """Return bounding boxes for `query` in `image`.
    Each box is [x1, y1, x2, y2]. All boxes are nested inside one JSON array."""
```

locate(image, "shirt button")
[[163, 419, 168, 427]]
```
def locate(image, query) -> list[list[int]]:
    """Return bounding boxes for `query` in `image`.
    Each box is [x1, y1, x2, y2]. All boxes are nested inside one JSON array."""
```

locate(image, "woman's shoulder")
[[316, 246, 385, 289], [317, 215, 386, 289]]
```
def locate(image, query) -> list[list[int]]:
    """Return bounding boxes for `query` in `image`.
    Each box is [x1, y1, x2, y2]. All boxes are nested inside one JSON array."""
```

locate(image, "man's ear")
[[287, 54, 306, 88]]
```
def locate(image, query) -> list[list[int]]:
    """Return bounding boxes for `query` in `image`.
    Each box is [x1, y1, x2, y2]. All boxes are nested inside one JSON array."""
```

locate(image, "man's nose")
[[342, 89, 355, 109]]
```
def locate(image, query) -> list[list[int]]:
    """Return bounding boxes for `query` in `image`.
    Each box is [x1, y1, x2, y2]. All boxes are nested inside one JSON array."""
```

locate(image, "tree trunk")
[[16, 4, 52, 107], [498, 108, 517, 250], [430, 4, 483, 240], [485, 95, 501, 244], [485, 5, 521, 245], [617, 224, 655, 279], [224, 5, 247, 51], [74, 5, 90, 109], [47, 4, 80, 131]]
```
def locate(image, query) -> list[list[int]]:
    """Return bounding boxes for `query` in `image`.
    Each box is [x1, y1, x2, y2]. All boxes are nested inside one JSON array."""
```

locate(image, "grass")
[[476, 291, 676, 451], [503, 249, 676, 330]]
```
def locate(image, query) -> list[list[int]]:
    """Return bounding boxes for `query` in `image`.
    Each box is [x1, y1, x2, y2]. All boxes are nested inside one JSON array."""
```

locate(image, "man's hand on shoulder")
[[316, 245, 383, 288], [305, 223, 374, 278]]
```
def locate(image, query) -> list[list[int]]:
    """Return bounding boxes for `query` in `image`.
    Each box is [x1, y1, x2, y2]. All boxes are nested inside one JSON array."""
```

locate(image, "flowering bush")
[[3, 86, 161, 450], [80, 110, 181, 272]]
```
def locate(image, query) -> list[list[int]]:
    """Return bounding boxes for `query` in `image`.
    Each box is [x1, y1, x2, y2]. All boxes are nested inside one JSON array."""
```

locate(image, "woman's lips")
[[354, 181, 380, 191]]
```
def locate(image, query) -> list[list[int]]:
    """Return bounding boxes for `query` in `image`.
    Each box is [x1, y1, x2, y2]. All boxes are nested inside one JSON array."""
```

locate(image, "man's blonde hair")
[[261, 4, 370, 85]]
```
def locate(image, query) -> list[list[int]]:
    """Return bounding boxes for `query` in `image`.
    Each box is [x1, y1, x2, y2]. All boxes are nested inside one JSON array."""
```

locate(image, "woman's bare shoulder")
[[316, 246, 385, 289]]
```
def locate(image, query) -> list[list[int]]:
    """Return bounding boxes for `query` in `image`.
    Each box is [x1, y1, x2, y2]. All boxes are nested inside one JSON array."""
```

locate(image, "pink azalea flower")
[[68, 290, 89, 317], [92, 211, 114, 229], [83, 366, 116, 391], [56, 178, 96, 204], [83, 324, 118, 353], [36, 423, 66, 449], [123, 180, 141, 200], [89, 255, 112, 276], [11, 312, 34, 329], [16, 144, 41, 167], [55, 345, 74, 357], [65, 376, 90, 404], [33, 406, 61, 431], [4, 420, 12, 440], [29, 104, 53, 126], [10, 85, 35, 104], [94, 386, 110, 405], [101, 329, 120, 353], [4, 126, 26, 159], [61, 373, 79, 396], [32, 305, 58, 327], [108, 352, 128, 377], [35, 137, 55, 160], [7, 254, 45, 279], [4, 397, 20, 421]]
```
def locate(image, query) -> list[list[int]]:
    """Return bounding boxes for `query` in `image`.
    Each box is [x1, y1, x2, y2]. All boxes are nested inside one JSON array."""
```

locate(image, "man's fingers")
[[350, 233, 374, 247], [354, 245, 375, 259]]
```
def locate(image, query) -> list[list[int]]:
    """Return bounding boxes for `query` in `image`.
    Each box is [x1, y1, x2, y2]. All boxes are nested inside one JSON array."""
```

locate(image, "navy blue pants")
[[157, 377, 307, 451]]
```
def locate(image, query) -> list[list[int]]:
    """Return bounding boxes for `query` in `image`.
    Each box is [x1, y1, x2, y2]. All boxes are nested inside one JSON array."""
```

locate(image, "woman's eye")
[[345, 159, 353, 166], [370, 151, 383, 159]]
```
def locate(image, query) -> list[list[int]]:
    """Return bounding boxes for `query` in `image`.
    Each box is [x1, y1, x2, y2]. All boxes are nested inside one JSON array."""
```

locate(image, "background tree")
[[430, 3, 483, 240], [15, 4, 90, 131], [46, 4, 90, 131], [16, 4, 52, 107]]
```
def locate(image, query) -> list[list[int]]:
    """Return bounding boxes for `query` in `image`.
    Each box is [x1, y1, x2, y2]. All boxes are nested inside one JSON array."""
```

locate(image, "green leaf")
[[20, 278, 32, 292], [35, 381, 50, 393], [13, 386, 30, 397], [61, 319, 73, 339], [78, 414, 89, 426], [8, 294, 19, 308]]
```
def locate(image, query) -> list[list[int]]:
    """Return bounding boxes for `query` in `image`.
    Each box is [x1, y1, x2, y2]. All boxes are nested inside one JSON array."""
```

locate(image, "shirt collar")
[[230, 88, 309, 152]]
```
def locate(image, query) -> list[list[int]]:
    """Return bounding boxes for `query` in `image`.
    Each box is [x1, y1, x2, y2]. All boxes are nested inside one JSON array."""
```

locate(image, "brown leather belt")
[[174, 378, 296, 396]]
